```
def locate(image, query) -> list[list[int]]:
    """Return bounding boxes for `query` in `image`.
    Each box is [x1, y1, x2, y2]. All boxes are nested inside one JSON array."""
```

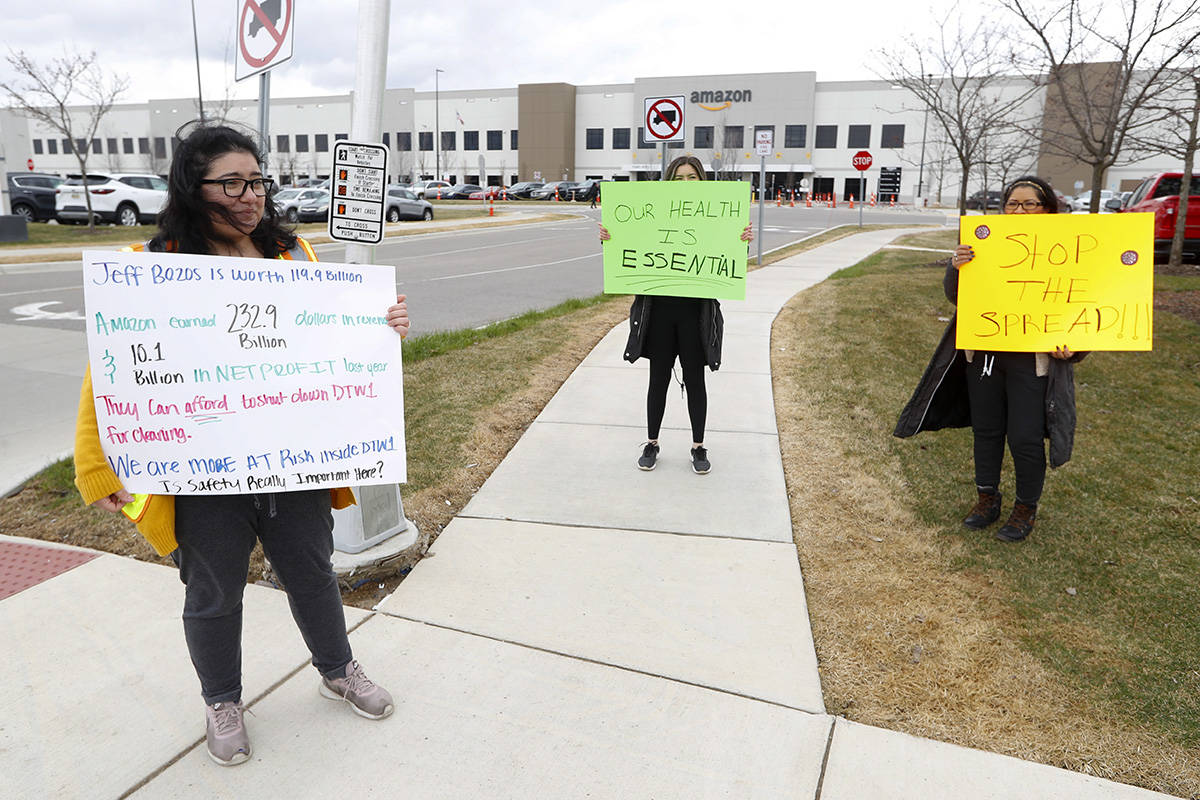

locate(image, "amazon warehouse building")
[[0, 67, 1184, 203]]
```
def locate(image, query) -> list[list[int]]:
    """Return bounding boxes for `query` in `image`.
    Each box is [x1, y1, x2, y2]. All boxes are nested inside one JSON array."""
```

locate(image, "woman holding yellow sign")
[[599, 155, 752, 474], [74, 124, 408, 766], [895, 176, 1087, 542]]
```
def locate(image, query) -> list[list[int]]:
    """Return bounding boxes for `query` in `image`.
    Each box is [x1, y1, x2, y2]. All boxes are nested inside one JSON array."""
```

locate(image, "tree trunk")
[[1168, 84, 1199, 269], [76, 153, 96, 233], [1088, 163, 1107, 214], [958, 155, 970, 214]]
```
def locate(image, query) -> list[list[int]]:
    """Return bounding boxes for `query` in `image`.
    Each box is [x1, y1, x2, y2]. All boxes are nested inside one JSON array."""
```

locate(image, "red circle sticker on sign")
[[852, 151, 873, 171]]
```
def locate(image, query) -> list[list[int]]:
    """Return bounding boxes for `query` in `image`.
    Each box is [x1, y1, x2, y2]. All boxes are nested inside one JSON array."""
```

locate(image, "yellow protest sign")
[[956, 213, 1154, 352]]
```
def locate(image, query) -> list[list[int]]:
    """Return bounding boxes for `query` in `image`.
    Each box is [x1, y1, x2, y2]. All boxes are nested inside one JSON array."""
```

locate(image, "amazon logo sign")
[[690, 89, 753, 111]]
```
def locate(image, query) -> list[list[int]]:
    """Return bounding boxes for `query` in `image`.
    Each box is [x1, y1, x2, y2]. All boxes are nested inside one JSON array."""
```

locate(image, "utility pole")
[[434, 68, 443, 181]]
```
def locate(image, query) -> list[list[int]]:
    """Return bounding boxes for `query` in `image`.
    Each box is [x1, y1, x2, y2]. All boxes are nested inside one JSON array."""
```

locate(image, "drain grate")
[[0, 540, 99, 601]]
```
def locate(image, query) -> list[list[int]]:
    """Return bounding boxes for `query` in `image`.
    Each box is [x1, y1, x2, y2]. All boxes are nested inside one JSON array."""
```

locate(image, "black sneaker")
[[638, 442, 659, 471], [690, 446, 710, 474]]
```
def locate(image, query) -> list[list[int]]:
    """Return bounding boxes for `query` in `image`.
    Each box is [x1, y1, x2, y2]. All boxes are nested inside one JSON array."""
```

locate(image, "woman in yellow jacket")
[[75, 124, 410, 766]]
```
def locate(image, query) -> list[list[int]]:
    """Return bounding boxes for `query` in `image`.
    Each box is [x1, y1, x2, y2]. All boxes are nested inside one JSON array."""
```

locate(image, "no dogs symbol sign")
[[643, 96, 685, 143]]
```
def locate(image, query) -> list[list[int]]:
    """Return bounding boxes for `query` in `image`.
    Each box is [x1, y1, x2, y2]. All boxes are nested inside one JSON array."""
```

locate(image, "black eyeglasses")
[[1003, 200, 1043, 211], [201, 177, 274, 197]]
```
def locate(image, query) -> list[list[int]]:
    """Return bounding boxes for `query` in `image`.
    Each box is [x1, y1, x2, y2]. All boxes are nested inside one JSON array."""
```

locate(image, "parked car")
[[1117, 172, 1200, 263], [964, 190, 1003, 210], [273, 188, 324, 223], [529, 181, 578, 200], [412, 180, 451, 199], [504, 181, 544, 199], [296, 191, 330, 222], [1071, 189, 1115, 213], [7, 172, 64, 222], [384, 185, 434, 221], [569, 179, 605, 202], [433, 184, 482, 200], [55, 173, 167, 226], [467, 186, 508, 200]]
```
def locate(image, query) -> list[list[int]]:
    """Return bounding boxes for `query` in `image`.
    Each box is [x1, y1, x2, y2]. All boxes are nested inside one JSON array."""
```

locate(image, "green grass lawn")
[[821, 230, 1200, 749]]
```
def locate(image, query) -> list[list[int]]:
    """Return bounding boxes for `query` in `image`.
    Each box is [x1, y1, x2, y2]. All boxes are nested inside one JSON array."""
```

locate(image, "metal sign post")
[[852, 150, 873, 228], [235, 0, 296, 179], [755, 130, 773, 266], [328, 0, 418, 562]]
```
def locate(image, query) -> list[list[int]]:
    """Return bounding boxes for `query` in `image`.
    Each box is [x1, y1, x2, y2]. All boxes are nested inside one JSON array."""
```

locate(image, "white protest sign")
[[82, 249, 406, 495]]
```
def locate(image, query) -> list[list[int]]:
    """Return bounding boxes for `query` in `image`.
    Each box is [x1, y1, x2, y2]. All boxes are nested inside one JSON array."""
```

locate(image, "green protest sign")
[[601, 181, 750, 300]]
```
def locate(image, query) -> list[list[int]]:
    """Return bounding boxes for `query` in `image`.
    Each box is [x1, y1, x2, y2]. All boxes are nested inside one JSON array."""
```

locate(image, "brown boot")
[[996, 502, 1037, 542], [963, 489, 1002, 530]]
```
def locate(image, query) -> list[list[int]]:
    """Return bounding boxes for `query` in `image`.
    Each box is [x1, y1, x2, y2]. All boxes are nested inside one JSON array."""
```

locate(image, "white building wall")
[[575, 85, 634, 179]]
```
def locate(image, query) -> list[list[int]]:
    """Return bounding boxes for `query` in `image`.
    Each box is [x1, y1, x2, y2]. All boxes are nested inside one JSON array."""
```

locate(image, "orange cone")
[[805, 194, 812, 208], [776, 192, 781, 207], [889, 196, 896, 207], [849, 195, 855, 209], [489, 197, 494, 216], [789, 190, 795, 207], [870, 193, 877, 207], [555, 186, 560, 201]]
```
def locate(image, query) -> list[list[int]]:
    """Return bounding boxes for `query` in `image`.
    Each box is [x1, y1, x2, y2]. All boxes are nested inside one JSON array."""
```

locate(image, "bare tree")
[[1132, 62, 1199, 267], [879, 8, 1042, 213], [0, 49, 128, 231], [999, 0, 1200, 212]]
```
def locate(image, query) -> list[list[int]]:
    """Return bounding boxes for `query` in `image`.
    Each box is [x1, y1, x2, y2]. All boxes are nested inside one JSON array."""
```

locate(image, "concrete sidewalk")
[[0, 229, 1173, 798]]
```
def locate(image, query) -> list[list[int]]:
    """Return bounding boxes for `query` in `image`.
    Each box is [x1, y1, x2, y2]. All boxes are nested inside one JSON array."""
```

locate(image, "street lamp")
[[916, 73, 932, 202], [434, 68, 443, 181], [190, 0, 205, 121]]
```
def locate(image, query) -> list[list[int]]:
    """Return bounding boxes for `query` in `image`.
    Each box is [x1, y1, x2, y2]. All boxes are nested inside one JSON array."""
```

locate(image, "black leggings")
[[645, 297, 707, 443], [966, 351, 1048, 504]]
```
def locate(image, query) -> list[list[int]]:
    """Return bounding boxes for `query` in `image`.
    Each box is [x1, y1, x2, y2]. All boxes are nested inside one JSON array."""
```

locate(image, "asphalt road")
[[1, 205, 948, 336]]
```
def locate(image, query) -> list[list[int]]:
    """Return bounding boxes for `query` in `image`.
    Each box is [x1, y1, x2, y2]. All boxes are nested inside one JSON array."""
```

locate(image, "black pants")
[[645, 296, 707, 443], [175, 490, 352, 705], [966, 352, 1048, 504]]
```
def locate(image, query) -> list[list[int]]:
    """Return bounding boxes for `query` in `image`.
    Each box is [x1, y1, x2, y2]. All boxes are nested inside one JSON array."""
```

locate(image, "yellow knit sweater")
[[73, 237, 355, 556]]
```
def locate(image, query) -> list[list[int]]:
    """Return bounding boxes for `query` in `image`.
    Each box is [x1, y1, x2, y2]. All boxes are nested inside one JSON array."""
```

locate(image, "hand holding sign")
[[955, 213, 1155, 352]]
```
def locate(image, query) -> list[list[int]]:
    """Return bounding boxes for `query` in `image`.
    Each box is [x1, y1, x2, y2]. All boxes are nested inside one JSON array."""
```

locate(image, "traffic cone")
[[489, 197, 494, 217], [889, 196, 896, 207], [870, 193, 877, 207], [776, 191, 781, 207], [832, 195, 837, 208], [805, 194, 812, 208], [555, 186, 560, 201], [849, 195, 855, 209], [789, 190, 795, 207], [501, 188, 507, 201], [436, 188, 442, 200]]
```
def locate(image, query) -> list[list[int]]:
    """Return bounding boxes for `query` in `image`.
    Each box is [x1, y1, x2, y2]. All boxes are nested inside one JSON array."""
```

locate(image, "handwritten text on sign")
[[82, 249, 406, 495], [956, 213, 1154, 352], [601, 181, 750, 301]]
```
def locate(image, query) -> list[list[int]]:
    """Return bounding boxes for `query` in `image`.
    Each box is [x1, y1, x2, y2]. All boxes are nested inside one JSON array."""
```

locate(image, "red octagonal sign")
[[852, 151, 873, 171]]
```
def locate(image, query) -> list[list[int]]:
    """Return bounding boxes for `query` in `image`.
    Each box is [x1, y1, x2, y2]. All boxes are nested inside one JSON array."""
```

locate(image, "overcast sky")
[[0, 0, 980, 106]]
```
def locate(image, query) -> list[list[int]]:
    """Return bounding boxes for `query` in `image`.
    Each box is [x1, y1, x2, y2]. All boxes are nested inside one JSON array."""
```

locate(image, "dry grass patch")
[[772, 241, 1200, 796]]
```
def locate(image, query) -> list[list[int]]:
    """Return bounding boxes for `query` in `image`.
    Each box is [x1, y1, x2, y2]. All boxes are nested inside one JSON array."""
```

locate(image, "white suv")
[[56, 173, 168, 226]]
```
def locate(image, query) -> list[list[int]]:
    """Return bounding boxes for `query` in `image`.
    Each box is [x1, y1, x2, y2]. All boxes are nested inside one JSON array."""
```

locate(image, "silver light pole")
[[916, 73, 931, 203], [434, 68, 443, 181], [191, 0, 205, 121]]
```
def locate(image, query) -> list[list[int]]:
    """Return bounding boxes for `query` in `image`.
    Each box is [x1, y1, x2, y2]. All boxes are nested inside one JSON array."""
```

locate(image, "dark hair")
[[664, 155, 707, 181], [1002, 175, 1059, 214], [150, 122, 296, 256]]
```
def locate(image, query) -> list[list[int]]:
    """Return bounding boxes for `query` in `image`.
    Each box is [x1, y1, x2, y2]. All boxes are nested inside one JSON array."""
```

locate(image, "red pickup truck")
[[1118, 172, 1199, 263]]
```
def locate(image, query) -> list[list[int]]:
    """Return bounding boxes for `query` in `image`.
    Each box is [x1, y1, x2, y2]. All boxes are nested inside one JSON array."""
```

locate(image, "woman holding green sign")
[[74, 124, 409, 766], [895, 175, 1087, 543], [599, 155, 752, 474]]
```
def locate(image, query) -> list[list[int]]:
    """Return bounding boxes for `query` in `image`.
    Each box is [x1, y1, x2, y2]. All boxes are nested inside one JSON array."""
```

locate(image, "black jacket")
[[623, 295, 723, 370], [893, 261, 1085, 468]]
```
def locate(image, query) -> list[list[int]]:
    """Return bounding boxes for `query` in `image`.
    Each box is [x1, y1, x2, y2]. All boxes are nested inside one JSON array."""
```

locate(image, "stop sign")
[[852, 151, 873, 171], [26, 158, 34, 171]]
